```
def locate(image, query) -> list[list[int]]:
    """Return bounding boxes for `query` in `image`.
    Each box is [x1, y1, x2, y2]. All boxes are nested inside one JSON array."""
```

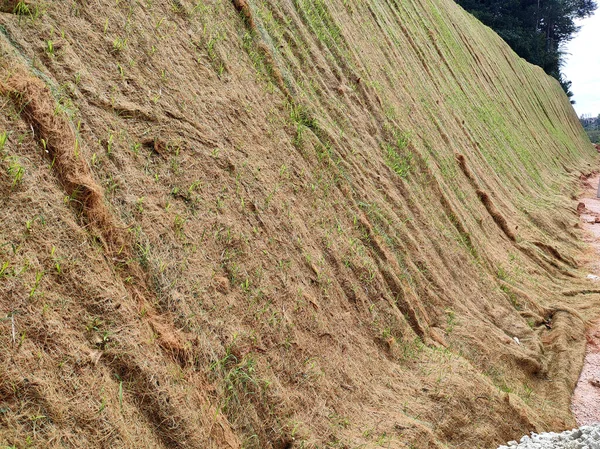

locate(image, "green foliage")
[[446, 309, 457, 333], [112, 37, 127, 53], [580, 113, 600, 143], [11, 0, 45, 21], [587, 130, 600, 144], [13, 1, 30, 15], [0, 131, 7, 152], [209, 346, 266, 418], [7, 157, 24, 186], [382, 130, 412, 178], [29, 270, 44, 298], [288, 103, 318, 131], [295, 0, 342, 47], [45, 39, 54, 56], [384, 144, 411, 178]]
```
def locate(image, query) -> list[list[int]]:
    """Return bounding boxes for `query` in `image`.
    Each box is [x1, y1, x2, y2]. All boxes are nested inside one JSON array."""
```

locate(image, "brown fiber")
[[231, 0, 256, 30], [1, 1, 599, 448], [477, 189, 517, 241], [0, 71, 126, 255], [456, 153, 516, 241]]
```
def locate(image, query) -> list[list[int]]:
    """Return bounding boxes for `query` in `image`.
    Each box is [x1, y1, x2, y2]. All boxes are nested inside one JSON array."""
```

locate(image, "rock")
[[498, 426, 600, 449], [497, 425, 600, 449]]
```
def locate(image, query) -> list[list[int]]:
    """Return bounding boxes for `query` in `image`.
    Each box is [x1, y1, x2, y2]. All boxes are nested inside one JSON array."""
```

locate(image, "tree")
[[559, 75, 575, 103], [580, 114, 600, 143]]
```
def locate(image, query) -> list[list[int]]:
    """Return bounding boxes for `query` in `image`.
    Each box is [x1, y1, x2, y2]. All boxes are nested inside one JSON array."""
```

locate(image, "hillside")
[[0, 0, 598, 448]]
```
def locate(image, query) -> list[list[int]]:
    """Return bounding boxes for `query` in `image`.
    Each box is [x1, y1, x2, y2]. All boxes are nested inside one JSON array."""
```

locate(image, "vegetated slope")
[[0, 0, 597, 448]]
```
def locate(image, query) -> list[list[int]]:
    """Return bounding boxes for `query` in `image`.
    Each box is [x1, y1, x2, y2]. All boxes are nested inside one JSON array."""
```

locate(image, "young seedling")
[[45, 40, 54, 56], [105, 132, 114, 155], [174, 214, 186, 238], [29, 271, 44, 298], [188, 180, 202, 193], [7, 157, 24, 186], [118, 379, 123, 411], [50, 246, 63, 274], [136, 197, 144, 213], [106, 175, 119, 194], [14, 1, 30, 16], [112, 37, 127, 53], [0, 261, 10, 278], [0, 131, 7, 157]]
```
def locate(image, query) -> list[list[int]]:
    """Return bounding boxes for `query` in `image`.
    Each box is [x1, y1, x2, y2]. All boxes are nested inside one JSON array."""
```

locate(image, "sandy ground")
[[571, 174, 600, 424]]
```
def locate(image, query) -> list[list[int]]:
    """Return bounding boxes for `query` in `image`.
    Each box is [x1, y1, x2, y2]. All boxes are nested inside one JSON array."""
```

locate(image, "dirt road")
[[571, 174, 600, 424]]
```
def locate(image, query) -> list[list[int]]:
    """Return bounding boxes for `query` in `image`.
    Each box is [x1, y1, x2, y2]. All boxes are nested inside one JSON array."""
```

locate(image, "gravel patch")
[[497, 425, 600, 449]]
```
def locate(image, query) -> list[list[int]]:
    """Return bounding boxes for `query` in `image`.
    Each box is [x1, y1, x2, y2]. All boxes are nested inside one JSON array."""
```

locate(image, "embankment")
[[0, 0, 598, 447]]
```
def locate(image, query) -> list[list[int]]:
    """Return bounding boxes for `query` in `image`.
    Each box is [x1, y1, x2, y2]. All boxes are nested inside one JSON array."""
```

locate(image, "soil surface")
[[0, 1, 598, 447], [572, 174, 600, 424]]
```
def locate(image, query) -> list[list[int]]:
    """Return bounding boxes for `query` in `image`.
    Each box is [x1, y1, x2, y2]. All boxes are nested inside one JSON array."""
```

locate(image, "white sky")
[[562, 12, 600, 117]]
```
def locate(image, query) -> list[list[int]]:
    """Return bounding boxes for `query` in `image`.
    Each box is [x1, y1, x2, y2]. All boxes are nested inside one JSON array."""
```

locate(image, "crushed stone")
[[497, 425, 600, 449]]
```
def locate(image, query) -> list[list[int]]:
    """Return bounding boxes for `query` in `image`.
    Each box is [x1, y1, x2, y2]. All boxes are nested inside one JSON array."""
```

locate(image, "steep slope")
[[0, 0, 597, 448]]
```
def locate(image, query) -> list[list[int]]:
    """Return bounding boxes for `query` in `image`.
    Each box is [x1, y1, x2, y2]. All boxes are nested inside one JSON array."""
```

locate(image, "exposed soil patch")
[[572, 174, 600, 424], [571, 324, 600, 423]]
